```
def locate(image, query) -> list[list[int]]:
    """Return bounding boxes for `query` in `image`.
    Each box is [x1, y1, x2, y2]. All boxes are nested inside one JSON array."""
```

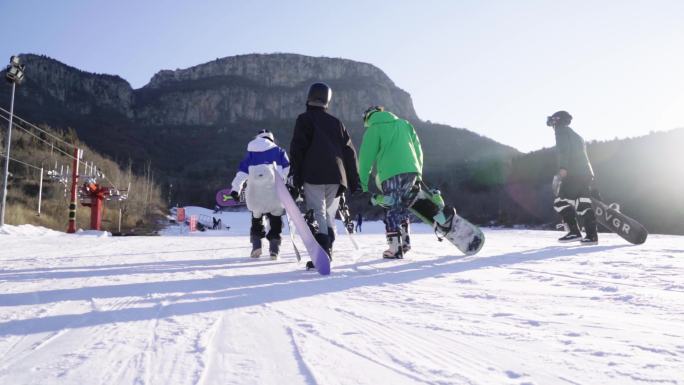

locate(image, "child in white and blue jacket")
[[230, 130, 290, 259]]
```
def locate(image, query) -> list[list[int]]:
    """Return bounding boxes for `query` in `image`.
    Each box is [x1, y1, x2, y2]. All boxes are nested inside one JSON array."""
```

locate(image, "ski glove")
[[230, 191, 240, 202]]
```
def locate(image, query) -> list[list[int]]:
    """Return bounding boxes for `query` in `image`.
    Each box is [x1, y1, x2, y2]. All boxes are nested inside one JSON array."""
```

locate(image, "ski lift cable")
[[0, 153, 43, 171], [0, 111, 125, 192], [0, 106, 77, 149], [0, 114, 78, 161]]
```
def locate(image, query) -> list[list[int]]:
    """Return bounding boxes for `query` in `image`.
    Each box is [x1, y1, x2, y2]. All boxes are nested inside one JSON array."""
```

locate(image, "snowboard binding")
[[338, 194, 355, 233], [371, 181, 485, 256]]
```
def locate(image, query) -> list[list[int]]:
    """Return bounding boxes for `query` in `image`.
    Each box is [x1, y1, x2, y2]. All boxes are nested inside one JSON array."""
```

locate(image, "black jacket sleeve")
[[289, 115, 312, 188], [555, 128, 570, 171], [340, 122, 360, 193]]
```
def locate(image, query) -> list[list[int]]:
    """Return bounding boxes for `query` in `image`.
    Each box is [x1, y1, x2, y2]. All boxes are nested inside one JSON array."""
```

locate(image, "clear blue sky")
[[1, 0, 683, 152]]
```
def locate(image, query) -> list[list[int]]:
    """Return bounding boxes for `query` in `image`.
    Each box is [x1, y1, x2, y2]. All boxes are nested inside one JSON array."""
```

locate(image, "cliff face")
[[134, 54, 417, 126]]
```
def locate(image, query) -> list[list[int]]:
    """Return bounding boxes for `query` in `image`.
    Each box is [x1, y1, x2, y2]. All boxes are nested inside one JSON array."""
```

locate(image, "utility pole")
[[0, 55, 25, 227], [37, 165, 43, 215], [66, 147, 81, 233]]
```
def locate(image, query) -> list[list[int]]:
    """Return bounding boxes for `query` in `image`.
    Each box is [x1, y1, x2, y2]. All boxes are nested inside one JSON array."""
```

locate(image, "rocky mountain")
[[137, 54, 418, 125], [1, 53, 518, 217]]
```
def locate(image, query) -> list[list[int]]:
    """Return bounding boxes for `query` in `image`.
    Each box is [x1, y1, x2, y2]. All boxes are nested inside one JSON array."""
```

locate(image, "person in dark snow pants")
[[230, 130, 290, 259], [548, 110, 599, 245]]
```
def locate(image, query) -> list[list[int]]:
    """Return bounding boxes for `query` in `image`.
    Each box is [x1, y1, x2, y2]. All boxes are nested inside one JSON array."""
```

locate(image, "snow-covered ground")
[[1, 208, 683, 385]]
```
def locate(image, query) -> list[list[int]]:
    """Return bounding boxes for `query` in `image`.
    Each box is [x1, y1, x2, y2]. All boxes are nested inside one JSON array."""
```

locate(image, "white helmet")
[[256, 129, 274, 142]]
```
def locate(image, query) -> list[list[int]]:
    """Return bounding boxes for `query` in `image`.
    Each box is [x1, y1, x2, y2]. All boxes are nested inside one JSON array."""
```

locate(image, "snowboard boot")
[[327, 227, 335, 260], [558, 232, 582, 243], [250, 234, 262, 258], [580, 212, 599, 245], [400, 219, 411, 254], [250, 217, 266, 258], [317, 232, 332, 261], [558, 210, 581, 243], [268, 237, 281, 260], [383, 232, 404, 259], [308, 232, 331, 270]]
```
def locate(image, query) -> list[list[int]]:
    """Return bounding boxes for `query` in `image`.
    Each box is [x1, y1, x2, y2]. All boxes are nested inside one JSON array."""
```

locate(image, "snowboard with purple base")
[[215, 188, 244, 207], [274, 177, 331, 275]]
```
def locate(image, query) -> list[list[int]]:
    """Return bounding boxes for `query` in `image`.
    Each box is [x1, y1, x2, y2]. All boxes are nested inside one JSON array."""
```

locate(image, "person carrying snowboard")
[[288, 82, 360, 262], [547, 110, 599, 245], [358, 106, 423, 259], [230, 129, 290, 259]]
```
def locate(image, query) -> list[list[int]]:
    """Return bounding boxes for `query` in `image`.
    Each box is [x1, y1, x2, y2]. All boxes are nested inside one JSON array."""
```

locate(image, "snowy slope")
[[0, 213, 683, 385]]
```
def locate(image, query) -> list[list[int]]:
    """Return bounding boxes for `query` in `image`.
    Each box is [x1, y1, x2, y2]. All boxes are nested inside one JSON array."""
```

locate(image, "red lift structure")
[[77, 178, 128, 231], [79, 179, 111, 230]]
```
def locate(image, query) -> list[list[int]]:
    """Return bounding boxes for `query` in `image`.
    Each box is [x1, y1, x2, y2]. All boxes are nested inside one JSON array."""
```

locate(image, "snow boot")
[[250, 235, 262, 258], [383, 232, 404, 259], [400, 219, 411, 254], [580, 212, 598, 246], [306, 233, 330, 270], [250, 217, 266, 258], [268, 237, 281, 260], [558, 232, 582, 243], [558, 209, 581, 243], [314, 232, 331, 261]]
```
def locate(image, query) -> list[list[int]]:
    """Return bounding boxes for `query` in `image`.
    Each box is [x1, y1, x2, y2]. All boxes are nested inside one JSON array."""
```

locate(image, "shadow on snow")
[[0, 244, 630, 336]]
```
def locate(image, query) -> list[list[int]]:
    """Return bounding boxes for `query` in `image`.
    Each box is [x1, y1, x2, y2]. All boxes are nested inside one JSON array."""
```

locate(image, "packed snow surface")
[[1, 208, 683, 384]]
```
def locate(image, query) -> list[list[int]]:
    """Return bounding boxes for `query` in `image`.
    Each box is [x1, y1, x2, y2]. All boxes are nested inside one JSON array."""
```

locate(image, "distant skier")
[[288, 82, 360, 263], [230, 129, 290, 259], [547, 111, 599, 245], [355, 212, 363, 233], [358, 106, 422, 259]]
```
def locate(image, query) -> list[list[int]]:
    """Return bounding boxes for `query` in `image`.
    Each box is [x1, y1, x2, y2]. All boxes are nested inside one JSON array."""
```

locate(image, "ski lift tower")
[[79, 177, 127, 231], [0, 55, 25, 227]]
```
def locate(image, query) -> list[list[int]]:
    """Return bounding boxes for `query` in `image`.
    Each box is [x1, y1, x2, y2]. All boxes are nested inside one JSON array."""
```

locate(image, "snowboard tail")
[[215, 188, 244, 207], [591, 198, 647, 245], [372, 181, 485, 256], [275, 177, 330, 275], [410, 185, 485, 255]]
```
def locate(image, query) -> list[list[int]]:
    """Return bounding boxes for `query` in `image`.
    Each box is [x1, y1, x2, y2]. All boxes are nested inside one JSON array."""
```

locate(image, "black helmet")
[[362, 105, 384, 127], [306, 82, 332, 108], [546, 110, 572, 127]]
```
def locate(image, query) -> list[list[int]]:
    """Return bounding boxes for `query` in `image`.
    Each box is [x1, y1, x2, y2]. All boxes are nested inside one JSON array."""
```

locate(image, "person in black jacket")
[[547, 110, 599, 245], [289, 82, 360, 259]]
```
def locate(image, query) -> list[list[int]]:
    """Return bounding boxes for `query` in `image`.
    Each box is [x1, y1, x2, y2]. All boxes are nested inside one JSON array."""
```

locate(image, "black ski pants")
[[250, 213, 283, 241], [553, 175, 599, 237]]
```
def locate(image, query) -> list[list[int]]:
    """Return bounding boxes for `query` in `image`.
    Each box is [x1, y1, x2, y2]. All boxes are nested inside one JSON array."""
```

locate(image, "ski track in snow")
[[0, 214, 683, 385]]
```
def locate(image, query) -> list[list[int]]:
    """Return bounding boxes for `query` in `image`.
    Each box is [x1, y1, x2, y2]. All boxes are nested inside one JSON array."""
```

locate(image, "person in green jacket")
[[547, 110, 599, 245], [358, 106, 423, 258]]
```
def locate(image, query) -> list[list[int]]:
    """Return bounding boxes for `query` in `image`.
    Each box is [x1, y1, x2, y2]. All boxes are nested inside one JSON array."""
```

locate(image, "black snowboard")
[[591, 198, 647, 245]]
